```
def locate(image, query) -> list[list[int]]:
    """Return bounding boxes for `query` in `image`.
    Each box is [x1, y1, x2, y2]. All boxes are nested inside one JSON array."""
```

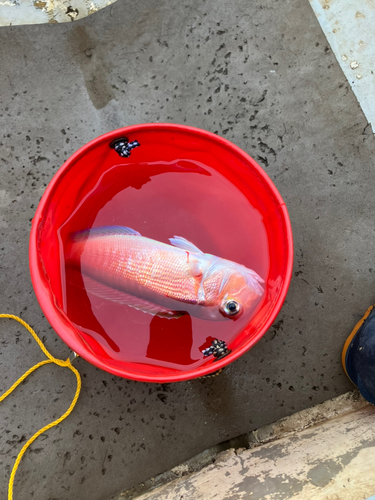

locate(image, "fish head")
[[202, 259, 265, 320]]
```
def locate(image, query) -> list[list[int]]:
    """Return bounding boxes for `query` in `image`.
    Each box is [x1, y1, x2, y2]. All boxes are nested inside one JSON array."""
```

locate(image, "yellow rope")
[[0, 314, 81, 500]]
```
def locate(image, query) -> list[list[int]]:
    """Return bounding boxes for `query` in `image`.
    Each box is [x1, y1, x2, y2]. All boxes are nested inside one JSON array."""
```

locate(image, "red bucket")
[[29, 124, 293, 382]]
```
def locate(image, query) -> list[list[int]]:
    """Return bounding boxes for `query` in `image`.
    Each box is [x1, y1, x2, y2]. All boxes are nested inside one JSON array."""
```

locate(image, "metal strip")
[[309, 0, 375, 133]]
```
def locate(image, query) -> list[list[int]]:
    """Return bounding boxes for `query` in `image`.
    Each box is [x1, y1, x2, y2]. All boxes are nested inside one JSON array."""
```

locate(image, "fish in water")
[[67, 226, 264, 321]]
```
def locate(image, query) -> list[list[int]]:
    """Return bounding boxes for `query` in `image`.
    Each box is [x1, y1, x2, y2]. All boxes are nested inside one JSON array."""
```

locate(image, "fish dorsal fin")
[[82, 275, 184, 319], [169, 236, 204, 254], [73, 226, 141, 240]]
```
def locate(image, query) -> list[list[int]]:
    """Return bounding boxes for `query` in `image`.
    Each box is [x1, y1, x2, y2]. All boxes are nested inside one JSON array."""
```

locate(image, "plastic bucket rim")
[[29, 123, 294, 382]]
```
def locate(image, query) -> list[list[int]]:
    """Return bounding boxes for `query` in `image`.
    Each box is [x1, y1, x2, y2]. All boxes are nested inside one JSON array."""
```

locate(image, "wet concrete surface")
[[0, 0, 375, 499]]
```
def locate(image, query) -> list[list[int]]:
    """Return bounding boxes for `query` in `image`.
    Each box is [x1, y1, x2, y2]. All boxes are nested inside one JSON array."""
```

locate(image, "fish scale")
[[76, 235, 201, 304]]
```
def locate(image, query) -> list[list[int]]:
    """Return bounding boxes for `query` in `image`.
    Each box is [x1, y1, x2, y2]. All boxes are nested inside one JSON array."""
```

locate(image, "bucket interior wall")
[[32, 126, 292, 380]]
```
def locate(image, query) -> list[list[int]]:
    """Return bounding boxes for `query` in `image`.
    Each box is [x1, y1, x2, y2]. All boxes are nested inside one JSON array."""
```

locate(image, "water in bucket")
[[55, 158, 269, 372]]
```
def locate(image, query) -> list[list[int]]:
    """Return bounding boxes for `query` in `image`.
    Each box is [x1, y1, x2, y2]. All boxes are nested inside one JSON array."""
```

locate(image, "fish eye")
[[222, 299, 241, 317]]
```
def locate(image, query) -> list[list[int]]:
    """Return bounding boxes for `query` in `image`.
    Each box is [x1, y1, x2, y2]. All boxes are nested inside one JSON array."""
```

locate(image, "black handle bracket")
[[110, 137, 140, 158], [202, 339, 232, 361]]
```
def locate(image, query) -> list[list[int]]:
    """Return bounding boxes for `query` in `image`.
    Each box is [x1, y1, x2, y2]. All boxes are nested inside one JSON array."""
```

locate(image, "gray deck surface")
[[0, 0, 374, 499]]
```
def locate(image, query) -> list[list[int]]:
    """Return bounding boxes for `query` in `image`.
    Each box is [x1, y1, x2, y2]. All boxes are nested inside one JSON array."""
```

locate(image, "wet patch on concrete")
[[230, 473, 304, 500], [69, 25, 115, 109], [307, 459, 343, 487], [248, 442, 289, 461]]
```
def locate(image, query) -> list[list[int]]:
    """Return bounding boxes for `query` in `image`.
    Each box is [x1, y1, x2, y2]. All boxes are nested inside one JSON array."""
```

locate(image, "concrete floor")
[[0, 0, 375, 499]]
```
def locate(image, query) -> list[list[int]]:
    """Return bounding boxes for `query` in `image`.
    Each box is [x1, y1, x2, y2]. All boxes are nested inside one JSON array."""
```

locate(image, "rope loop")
[[0, 314, 81, 500]]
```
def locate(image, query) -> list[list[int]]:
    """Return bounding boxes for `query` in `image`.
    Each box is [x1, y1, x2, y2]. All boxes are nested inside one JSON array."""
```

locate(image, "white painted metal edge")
[[309, 0, 375, 133]]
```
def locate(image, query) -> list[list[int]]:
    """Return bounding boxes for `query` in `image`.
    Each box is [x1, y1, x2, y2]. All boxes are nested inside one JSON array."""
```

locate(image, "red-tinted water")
[[57, 159, 269, 372]]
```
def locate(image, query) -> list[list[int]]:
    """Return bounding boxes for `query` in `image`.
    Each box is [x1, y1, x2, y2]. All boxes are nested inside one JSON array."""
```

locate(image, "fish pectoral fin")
[[168, 236, 204, 254], [73, 226, 141, 241], [189, 256, 203, 277], [82, 276, 184, 319]]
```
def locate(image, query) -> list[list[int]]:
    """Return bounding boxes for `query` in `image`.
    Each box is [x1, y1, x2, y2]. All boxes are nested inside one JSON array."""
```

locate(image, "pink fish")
[[68, 226, 264, 321]]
